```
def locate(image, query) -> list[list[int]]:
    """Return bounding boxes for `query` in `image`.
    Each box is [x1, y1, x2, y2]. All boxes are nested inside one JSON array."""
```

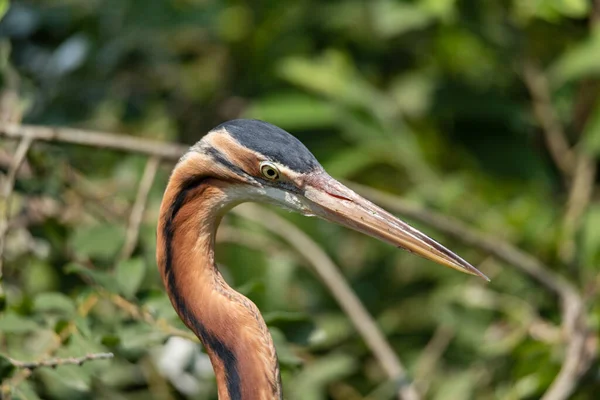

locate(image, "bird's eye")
[[260, 162, 280, 180]]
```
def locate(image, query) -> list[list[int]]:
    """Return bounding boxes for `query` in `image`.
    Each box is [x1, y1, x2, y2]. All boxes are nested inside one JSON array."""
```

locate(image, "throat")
[[156, 172, 282, 400]]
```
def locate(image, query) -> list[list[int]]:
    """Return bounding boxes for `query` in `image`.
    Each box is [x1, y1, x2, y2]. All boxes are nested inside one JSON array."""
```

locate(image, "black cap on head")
[[213, 119, 321, 173]]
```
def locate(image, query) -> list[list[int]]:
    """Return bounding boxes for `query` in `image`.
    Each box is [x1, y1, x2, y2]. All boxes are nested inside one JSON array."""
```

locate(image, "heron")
[[156, 119, 488, 400]]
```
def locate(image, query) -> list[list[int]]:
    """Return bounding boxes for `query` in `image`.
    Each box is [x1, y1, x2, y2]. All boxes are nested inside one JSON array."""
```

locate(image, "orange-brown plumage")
[[157, 150, 281, 399], [157, 119, 487, 400]]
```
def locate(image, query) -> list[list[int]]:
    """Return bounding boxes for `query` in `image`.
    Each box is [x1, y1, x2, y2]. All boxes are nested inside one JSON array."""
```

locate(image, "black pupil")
[[267, 169, 275, 176]]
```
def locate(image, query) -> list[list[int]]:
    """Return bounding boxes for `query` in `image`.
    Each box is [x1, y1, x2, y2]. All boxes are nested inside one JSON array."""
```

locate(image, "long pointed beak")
[[302, 172, 489, 281]]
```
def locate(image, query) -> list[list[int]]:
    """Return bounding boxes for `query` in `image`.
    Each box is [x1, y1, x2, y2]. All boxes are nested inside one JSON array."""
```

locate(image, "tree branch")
[[523, 60, 575, 178], [9, 353, 114, 370], [120, 156, 161, 260], [0, 122, 186, 161]]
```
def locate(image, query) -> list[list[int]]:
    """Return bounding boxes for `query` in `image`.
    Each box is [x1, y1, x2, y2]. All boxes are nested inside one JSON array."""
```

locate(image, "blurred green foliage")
[[0, 0, 599, 399]]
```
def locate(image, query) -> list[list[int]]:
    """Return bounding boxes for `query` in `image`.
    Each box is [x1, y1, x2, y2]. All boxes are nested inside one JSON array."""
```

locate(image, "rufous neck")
[[156, 166, 281, 400]]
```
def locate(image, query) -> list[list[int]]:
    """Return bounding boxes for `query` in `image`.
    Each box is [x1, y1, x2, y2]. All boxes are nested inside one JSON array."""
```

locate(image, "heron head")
[[191, 119, 488, 280]]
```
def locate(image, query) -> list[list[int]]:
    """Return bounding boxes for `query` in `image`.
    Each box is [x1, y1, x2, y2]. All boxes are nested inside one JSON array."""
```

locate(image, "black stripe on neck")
[[162, 175, 242, 400]]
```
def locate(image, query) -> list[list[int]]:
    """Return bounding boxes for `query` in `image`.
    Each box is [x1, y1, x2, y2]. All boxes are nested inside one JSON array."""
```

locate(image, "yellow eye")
[[260, 162, 280, 180]]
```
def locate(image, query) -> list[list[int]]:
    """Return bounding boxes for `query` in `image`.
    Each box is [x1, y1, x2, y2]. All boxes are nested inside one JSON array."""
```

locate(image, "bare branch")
[[0, 122, 187, 161], [542, 298, 590, 400], [9, 353, 114, 370], [413, 326, 455, 396], [234, 204, 421, 400], [592, 0, 600, 26], [523, 60, 575, 177], [120, 156, 161, 260]]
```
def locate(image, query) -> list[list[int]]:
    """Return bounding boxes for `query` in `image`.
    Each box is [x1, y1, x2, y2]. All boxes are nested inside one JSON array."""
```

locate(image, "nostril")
[[326, 191, 353, 202]]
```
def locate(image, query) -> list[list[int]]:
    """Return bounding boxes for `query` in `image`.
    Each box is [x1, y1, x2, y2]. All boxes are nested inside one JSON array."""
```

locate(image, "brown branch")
[[0, 122, 187, 161], [523, 60, 575, 177], [346, 182, 594, 400], [120, 156, 161, 260], [9, 353, 114, 370], [0, 137, 34, 295], [592, 0, 600, 26], [413, 326, 455, 396], [233, 204, 421, 400]]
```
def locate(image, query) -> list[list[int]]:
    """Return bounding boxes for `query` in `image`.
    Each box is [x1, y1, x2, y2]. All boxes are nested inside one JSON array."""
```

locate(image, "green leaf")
[[582, 99, 600, 155], [115, 258, 146, 298], [290, 353, 357, 400], [13, 381, 42, 400], [64, 263, 117, 288], [264, 311, 315, 345], [236, 279, 265, 298], [70, 223, 125, 260], [581, 205, 600, 270], [0, 0, 9, 22], [278, 50, 378, 109], [117, 323, 165, 356], [549, 28, 600, 86], [33, 292, 76, 316], [307, 314, 353, 350], [37, 366, 91, 398], [514, 0, 589, 21], [0, 312, 39, 334], [0, 354, 16, 381], [244, 93, 337, 130], [433, 370, 479, 400], [270, 328, 303, 369], [371, 1, 433, 38], [322, 148, 378, 178]]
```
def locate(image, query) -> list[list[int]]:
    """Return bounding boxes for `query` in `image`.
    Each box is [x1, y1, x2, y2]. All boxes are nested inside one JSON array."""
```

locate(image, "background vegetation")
[[0, 0, 599, 399]]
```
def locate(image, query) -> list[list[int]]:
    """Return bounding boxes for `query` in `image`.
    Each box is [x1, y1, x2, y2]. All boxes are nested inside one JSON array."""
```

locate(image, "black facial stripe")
[[204, 145, 302, 196], [163, 175, 242, 400], [205, 146, 251, 180]]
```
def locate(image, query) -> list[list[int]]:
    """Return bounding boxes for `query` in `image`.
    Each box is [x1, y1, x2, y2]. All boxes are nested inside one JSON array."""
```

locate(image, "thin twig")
[[592, 0, 600, 26], [234, 204, 420, 400], [413, 326, 455, 396], [523, 60, 575, 178], [9, 353, 114, 370], [0, 122, 187, 161], [120, 156, 161, 260], [0, 137, 34, 292]]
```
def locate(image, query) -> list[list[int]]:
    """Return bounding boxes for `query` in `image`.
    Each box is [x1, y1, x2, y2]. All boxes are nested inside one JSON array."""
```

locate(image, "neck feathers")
[[156, 153, 282, 400]]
